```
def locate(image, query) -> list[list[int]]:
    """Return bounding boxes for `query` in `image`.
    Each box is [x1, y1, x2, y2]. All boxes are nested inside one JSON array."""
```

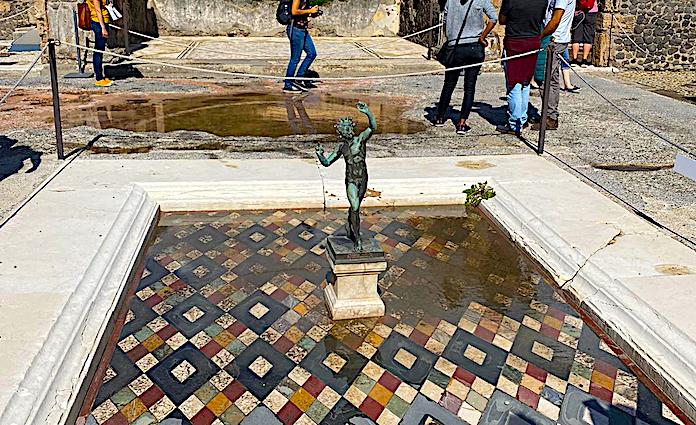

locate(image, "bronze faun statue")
[[316, 102, 377, 251]]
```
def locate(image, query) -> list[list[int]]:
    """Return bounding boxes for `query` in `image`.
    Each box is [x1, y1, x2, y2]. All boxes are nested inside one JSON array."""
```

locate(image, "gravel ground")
[[616, 70, 696, 100], [1, 71, 694, 248]]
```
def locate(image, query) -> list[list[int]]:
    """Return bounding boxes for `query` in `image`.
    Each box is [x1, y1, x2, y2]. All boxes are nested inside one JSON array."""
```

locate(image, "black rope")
[[560, 54, 696, 159], [545, 151, 696, 249]]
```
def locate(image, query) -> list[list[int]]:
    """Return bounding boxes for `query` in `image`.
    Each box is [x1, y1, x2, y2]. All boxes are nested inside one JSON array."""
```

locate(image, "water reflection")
[[60, 92, 426, 137]]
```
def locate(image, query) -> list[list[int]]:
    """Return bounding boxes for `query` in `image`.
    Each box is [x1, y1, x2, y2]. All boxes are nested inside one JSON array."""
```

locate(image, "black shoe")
[[456, 122, 472, 135], [301, 80, 318, 89], [496, 124, 519, 135], [432, 117, 446, 127], [563, 86, 581, 93], [581, 60, 591, 67], [528, 115, 541, 124], [283, 83, 308, 93]]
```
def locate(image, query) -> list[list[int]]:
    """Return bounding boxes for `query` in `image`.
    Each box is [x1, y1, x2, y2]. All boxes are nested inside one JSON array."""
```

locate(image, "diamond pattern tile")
[[87, 208, 680, 425]]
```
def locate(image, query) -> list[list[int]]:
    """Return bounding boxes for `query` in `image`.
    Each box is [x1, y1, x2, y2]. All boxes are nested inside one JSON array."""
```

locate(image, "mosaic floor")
[[88, 207, 685, 425]]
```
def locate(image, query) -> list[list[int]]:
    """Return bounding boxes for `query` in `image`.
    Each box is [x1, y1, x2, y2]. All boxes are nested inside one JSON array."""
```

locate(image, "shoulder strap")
[[449, 0, 476, 45]]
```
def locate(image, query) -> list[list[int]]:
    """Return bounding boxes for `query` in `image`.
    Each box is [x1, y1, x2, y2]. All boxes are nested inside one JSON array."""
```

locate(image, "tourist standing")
[[531, 0, 577, 131], [87, 0, 112, 87], [433, 0, 497, 135], [570, 0, 598, 66], [495, 0, 547, 135], [283, 0, 320, 93], [561, 48, 580, 92]]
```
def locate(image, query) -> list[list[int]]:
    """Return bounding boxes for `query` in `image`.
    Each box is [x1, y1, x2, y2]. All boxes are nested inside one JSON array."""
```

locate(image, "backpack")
[[577, 0, 594, 12], [276, 0, 293, 25], [77, 2, 91, 30]]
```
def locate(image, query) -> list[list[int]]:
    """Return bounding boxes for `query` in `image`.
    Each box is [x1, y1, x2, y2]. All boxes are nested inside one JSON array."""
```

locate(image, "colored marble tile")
[[147, 343, 219, 405], [88, 209, 678, 425], [442, 329, 507, 385], [225, 339, 295, 400], [373, 333, 437, 390], [301, 335, 369, 394]]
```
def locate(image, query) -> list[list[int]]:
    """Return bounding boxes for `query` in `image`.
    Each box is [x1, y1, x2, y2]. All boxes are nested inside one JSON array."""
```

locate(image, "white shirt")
[[545, 0, 576, 43]]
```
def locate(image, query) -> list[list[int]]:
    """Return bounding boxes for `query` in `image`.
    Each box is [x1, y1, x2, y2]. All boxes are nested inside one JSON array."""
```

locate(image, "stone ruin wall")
[[400, 0, 696, 71], [3, 0, 693, 70], [0, 0, 34, 39], [597, 0, 696, 70]]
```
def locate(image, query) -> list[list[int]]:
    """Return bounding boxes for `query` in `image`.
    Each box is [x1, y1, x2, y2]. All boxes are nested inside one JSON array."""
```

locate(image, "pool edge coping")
[[0, 156, 694, 425]]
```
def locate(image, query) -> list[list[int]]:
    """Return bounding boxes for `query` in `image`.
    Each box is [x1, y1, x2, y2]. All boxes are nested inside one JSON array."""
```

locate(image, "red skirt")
[[504, 36, 541, 88]]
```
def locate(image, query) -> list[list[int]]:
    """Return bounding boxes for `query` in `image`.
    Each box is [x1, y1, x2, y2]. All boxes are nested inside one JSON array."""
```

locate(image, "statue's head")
[[335, 117, 355, 139]]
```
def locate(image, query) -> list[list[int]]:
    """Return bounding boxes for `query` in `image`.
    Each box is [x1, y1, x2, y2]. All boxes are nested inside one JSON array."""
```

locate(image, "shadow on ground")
[[0, 136, 42, 182]]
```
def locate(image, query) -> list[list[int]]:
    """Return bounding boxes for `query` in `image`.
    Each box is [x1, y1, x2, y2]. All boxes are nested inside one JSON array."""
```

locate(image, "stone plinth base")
[[324, 236, 386, 320]]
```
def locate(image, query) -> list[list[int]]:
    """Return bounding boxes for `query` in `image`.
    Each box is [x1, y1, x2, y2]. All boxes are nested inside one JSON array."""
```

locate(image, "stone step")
[[12, 26, 34, 41]]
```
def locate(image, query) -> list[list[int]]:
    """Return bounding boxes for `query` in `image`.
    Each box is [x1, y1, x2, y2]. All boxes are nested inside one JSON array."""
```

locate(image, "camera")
[[313, 9, 324, 17]]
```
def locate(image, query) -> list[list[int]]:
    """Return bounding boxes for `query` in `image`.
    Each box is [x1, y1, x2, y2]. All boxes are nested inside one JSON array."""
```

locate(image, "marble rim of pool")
[[79, 207, 687, 425], [3, 157, 695, 425]]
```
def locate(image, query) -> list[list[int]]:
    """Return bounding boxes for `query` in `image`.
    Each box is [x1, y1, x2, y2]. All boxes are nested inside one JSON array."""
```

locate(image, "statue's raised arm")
[[356, 102, 377, 144]]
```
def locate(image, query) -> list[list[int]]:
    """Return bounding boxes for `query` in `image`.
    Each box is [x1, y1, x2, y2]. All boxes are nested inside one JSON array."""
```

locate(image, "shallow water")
[[60, 92, 426, 137], [86, 206, 678, 425]]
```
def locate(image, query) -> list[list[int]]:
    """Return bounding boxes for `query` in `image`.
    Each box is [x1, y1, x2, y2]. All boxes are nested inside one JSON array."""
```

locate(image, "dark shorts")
[[571, 12, 598, 44]]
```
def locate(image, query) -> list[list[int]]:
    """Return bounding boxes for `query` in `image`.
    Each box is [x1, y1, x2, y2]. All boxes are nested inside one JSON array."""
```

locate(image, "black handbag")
[[434, 0, 475, 67]]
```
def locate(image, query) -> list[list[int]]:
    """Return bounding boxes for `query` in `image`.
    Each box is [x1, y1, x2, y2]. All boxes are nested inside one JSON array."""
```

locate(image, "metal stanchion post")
[[427, 0, 434, 60], [537, 44, 554, 155], [48, 40, 65, 160], [65, 9, 94, 78], [122, 0, 131, 55]]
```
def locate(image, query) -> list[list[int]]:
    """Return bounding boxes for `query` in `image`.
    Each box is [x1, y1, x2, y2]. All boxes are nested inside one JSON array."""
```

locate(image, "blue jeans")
[[284, 26, 317, 88], [561, 48, 570, 70], [91, 21, 108, 81], [507, 83, 531, 132]]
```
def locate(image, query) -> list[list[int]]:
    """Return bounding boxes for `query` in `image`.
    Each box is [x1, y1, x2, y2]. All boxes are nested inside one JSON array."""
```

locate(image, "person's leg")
[[91, 21, 106, 81], [297, 31, 317, 77], [582, 43, 592, 61], [520, 83, 531, 126], [284, 26, 304, 89], [507, 83, 522, 131], [459, 44, 484, 122], [570, 13, 583, 62], [460, 65, 481, 121], [561, 49, 573, 89], [437, 70, 460, 120], [571, 43, 580, 62], [582, 13, 597, 64], [547, 42, 565, 121]]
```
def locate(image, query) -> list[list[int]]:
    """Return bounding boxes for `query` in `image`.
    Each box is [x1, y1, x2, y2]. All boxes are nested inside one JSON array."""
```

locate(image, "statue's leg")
[[347, 183, 361, 247]]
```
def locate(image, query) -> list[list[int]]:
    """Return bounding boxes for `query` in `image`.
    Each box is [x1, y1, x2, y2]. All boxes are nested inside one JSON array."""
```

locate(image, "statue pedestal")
[[324, 236, 386, 320]]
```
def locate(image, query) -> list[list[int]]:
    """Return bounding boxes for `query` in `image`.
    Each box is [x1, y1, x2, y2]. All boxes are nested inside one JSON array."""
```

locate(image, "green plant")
[[309, 0, 332, 6], [464, 181, 496, 207]]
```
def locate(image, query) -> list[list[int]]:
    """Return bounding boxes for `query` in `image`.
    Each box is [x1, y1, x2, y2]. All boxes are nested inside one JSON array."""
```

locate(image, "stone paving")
[[87, 207, 684, 425]]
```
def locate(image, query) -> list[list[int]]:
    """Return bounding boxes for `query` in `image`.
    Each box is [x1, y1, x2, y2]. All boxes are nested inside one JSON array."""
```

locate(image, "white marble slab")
[[0, 155, 694, 425]]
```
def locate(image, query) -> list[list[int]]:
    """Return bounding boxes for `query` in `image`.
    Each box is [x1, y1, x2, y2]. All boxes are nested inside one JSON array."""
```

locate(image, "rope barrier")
[[322, 24, 443, 57], [0, 44, 47, 106], [56, 39, 541, 81], [558, 54, 695, 158], [107, 24, 269, 58], [611, 15, 650, 55], [109, 23, 443, 60], [545, 150, 696, 248], [0, 5, 33, 22]]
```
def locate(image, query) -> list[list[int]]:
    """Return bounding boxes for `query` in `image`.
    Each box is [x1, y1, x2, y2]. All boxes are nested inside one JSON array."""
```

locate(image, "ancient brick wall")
[[597, 0, 696, 70], [0, 0, 34, 39]]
